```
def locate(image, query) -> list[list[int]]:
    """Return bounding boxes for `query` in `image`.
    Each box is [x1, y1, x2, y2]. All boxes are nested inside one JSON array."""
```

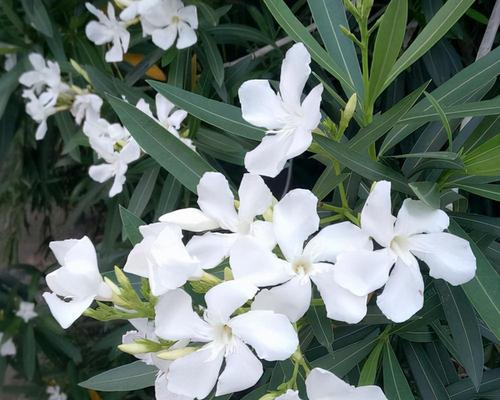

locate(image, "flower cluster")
[[85, 0, 198, 62], [41, 43, 477, 400]]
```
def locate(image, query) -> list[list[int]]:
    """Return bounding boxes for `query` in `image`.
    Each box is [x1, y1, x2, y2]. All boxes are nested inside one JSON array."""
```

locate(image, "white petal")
[[156, 94, 175, 122], [250, 220, 276, 249], [42, 292, 94, 329], [167, 345, 224, 399], [273, 189, 319, 261], [155, 372, 192, 400], [408, 233, 476, 285], [276, 390, 301, 400], [229, 236, 292, 287], [205, 280, 258, 324], [176, 23, 197, 49], [187, 232, 237, 270], [178, 5, 198, 28], [123, 239, 151, 278], [244, 131, 296, 178], [35, 120, 48, 140], [238, 80, 287, 130], [109, 171, 126, 197], [303, 222, 372, 263], [360, 181, 396, 247], [216, 340, 263, 395], [154, 289, 211, 342], [89, 163, 114, 183], [237, 173, 273, 222], [311, 271, 367, 324], [197, 172, 239, 231], [301, 84, 323, 131], [285, 126, 313, 160], [251, 276, 311, 323], [377, 257, 424, 323], [306, 368, 387, 400], [229, 310, 298, 360], [395, 199, 450, 238], [168, 110, 188, 130], [279, 43, 311, 110], [49, 236, 99, 277], [333, 249, 396, 296], [85, 22, 113, 45], [159, 208, 220, 232], [152, 25, 178, 50], [119, 139, 141, 163]]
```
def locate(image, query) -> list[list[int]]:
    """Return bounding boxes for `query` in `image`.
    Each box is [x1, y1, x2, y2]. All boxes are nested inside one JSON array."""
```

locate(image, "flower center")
[[171, 15, 181, 24], [292, 256, 312, 277], [390, 235, 410, 259]]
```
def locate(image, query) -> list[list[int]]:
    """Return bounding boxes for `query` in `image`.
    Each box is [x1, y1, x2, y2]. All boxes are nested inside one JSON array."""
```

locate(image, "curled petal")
[[394, 199, 449, 237]]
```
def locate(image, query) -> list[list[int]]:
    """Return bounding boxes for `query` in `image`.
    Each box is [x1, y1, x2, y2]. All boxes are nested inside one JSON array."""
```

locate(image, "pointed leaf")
[[382, 342, 415, 400], [119, 206, 145, 246]]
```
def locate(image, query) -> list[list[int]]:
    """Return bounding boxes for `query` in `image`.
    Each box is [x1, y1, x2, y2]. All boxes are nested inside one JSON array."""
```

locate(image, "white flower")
[[88, 138, 141, 197], [46, 385, 67, 400], [117, 0, 162, 20], [154, 280, 298, 399], [141, 0, 198, 50], [4, 53, 17, 71], [333, 180, 476, 323], [22, 90, 58, 140], [71, 93, 103, 125], [0, 332, 16, 357], [83, 117, 131, 157], [238, 43, 323, 178], [85, 2, 130, 62], [230, 189, 385, 324], [160, 172, 275, 270], [276, 368, 387, 400], [15, 301, 38, 323], [19, 53, 67, 95], [136, 95, 193, 150], [42, 236, 112, 329], [124, 222, 201, 296]]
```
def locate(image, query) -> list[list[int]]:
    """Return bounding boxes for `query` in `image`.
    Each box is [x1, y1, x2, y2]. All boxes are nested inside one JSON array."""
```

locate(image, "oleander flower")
[[230, 189, 391, 324], [0, 333, 16, 357], [83, 117, 131, 157], [43, 237, 112, 329], [160, 171, 275, 270], [85, 2, 130, 62], [276, 368, 387, 400], [22, 90, 58, 140], [71, 93, 103, 125], [4, 53, 16, 71], [124, 222, 201, 296], [136, 94, 193, 150], [46, 386, 68, 400], [238, 43, 323, 177], [19, 53, 67, 96], [333, 180, 476, 322], [15, 301, 38, 323], [118, 0, 162, 20], [154, 280, 298, 399], [141, 0, 198, 50]]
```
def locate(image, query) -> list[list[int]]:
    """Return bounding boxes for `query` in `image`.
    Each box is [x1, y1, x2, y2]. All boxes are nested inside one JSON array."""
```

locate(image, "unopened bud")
[[189, 272, 222, 293], [156, 347, 198, 360], [70, 59, 90, 83], [259, 393, 279, 400], [262, 198, 277, 222], [118, 342, 152, 355], [344, 93, 357, 122]]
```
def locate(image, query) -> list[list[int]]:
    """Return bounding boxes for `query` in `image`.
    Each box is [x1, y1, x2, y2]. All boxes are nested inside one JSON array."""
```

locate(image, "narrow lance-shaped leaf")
[[119, 206, 145, 246], [382, 341, 415, 400]]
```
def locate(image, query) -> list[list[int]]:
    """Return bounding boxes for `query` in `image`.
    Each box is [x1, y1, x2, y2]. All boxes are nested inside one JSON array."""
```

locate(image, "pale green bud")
[[118, 342, 152, 355], [156, 347, 198, 360]]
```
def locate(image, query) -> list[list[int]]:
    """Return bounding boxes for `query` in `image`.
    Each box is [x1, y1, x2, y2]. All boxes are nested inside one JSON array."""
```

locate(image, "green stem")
[[359, 13, 373, 126]]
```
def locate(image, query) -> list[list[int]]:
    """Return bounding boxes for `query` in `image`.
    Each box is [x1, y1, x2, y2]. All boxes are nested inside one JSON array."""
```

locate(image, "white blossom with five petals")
[[71, 93, 103, 125], [238, 43, 323, 177], [15, 301, 38, 323]]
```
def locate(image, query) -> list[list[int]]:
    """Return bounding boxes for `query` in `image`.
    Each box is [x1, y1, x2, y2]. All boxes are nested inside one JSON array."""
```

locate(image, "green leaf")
[[307, 306, 334, 353], [168, 49, 190, 87], [383, 342, 415, 400], [107, 95, 215, 194], [383, 0, 475, 90], [446, 368, 500, 400], [0, 60, 24, 119], [21, 0, 53, 37], [409, 181, 440, 209], [448, 220, 500, 340], [463, 134, 500, 176], [451, 213, 500, 237], [454, 183, 500, 202], [369, 0, 408, 101], [155, 174, 182, 220], [262, 0, 357, 100], [403, 342, 449, 399], [119, 206, 145, 246], [358, 340, 384, 385], [128, 166, 160, 217], [79, 361, 157, 391], [23, 325, 36, 381], [312, 167, 348, 202], [200, 31, 225, 87], [424, 91, 453, 150], [435, 282, 483, 390], [205, 24, 274, 45], [124, 47, 165, 86], [148, 81, 264, 141], [462, 114, 500, 153], [314, 134, 411, 194], [308, 0, 363, 98]]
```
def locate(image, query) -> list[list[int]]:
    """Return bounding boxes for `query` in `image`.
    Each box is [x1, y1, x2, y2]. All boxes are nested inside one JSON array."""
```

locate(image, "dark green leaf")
[[128, 166, 160, 217], [23, 325, 36, 381], [313, 168, 348, 202], [383, 341, 415, 400], [358, 340, 384, 385], [307, 306, 334, 353], [409, 182, 440, 209], [154, 174, 182, 220], [119, 206, 145, 246], [21, 0, 53, 37], [451, 213, 500, 237], [200, 31, 225, 87]]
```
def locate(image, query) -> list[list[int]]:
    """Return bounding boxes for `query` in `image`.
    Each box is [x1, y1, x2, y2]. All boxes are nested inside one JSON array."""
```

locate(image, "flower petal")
[[216, 340, 263, 395], [360, 181, 396, 247], [167, 345, 224, 399], [176, 23, 197, 49], [377, 257, 424, 323], [187, 232, 237, 270], [311, 271, 367, 324], [408, 232, 476, 285], [155, 372, 192, 400], [238, 173, 273, 222], [229, 310, 298, 361], [394, 199, 449, 237], [154, 289, 211, 342], [159, 208, 220, 232], [273, 189, 319, 261], [205, 280, 258, 324], [279, 43, 311, 110], [239, 80, 287, 130], [276, 390, 301, 400], [301, 83, 323, 131], [197, 172, 239, 231], [230, 236, 293, 287], [152, 25, 178, 50], [251, 276, 311, 322], [303, 222, 372, 263], [89, 163, 114, 183], [42, 292, 94, 329], [178, 5, 198, 28], [250, 220, 276, 249], [85, 21, 113, 45], [333, 249, 396, 296]]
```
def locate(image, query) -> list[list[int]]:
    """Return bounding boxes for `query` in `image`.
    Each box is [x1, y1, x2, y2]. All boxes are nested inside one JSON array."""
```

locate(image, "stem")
[[359, 12, 373, 126]]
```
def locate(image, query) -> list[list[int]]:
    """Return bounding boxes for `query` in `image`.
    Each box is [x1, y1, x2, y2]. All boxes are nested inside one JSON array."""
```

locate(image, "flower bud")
[[344, 93, 357, 122], [118, 342, 152, 355], [156, 347, 198, 360]]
